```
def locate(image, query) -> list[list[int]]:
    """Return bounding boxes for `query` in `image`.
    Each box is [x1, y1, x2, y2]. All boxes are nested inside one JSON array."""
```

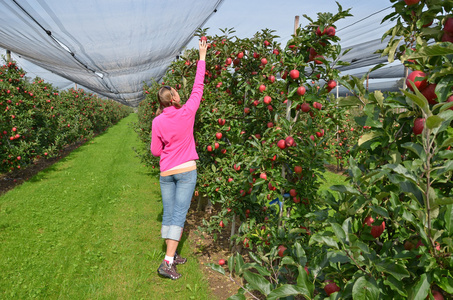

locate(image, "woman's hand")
[[199, 39, 207, 61]]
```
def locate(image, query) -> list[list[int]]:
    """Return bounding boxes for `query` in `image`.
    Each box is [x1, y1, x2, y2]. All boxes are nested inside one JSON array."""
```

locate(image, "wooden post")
[[280, 16, 300, 226], [336, 82, 340, 172], [6, 50, 11, 62], [75, 83, 78, 90]]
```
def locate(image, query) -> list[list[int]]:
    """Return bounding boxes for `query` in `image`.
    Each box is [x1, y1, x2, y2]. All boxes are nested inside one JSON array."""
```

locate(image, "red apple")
[[281, 70, 288, 79], [218, 118, 226, 126], [219, 220, 225, 228], [200, 36, 208, 41], [277, 245, 287, 257], [326, 26, 336, 36], [259, 84, 266, 92], [237, 52, 244, 59], [327, 80, 337, 90], [431, 290, 444, 300], [225, 57, 232, 65], [441, 32, 453, 43], [313, 102, 322, 110], [260, 172, 267, 180], [404, 240, 415, 250], [421, 84, 438, 104], [294, 166, 302, 174], [413, 118, 425, 135], [289, 189, 297, 197], [371, 221, 385, 238], [277, 139, 286, 149], [363, 216, 374, 227], [207, 145, 213, 152], [301, 103, 310, 112], [216, 132, 222, 139], [268, 75, 275, 83], [297, 86, 306, 96], [404, 0, 420, 5], [285, 136, 295, 147], [406, 70, 427, 92], [218, 259, 226, 266], [314, 55, 324, 64], [261, 58, 268, 65], [263, 96, 272, 104], [324, 281, 340, 296], [316, 26, 326, 36], [444, 17, 453, 34], [289, 69, 299, 80]]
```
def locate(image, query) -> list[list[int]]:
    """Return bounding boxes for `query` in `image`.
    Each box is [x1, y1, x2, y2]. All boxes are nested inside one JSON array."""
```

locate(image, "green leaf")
[[401, 89, 429, 116], [253, 265, 271, 277], [358, 132, 382, 146], [248, 251, 262, 264], [369, 205, 389, 219], [267, 284, 309, 300], [330, 185, 361, 195], [437, 197, 453, 206], [408, 273, 430, 300], [406, 42, 453, 59], [426, 115, 443, 130], [296, 265, 314, 297], [373, 90, 384, 108], [375, 260, 410, 281], [352, 276, 380, 300], [235, 253, 245, 275], [309, 234, 339, 249], [384, 275, 408, 298], [227, 294, 246, 300], [243, 270, 271, 296], [330, 222, 346, 243], [207, 263, 226, 275], [438, 274, 453, 294], [402, 142, 426, 160], [294, 242, 307, 266], [440, 137, 453, 149], [384, 164, 418, 183]]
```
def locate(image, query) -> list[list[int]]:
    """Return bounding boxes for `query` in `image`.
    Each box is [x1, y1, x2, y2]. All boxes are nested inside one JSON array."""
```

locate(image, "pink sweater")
[[150, 60, 206, 172]]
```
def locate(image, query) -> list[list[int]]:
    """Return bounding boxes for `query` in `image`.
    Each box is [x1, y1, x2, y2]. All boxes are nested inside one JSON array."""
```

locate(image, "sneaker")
[[174, 251, 187, 265], [157, 260, 181, 280]]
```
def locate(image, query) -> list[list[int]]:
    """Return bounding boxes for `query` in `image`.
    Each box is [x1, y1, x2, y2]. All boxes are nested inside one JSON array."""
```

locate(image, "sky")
[[1, 0, 396, 94]]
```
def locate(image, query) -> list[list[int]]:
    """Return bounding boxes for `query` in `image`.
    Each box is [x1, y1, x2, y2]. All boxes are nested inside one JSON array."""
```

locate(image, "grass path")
[[0, 114, 214, 299]]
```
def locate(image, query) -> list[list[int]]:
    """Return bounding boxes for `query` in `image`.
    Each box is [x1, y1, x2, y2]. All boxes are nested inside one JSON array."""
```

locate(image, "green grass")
[[0, 114, 214, 299]]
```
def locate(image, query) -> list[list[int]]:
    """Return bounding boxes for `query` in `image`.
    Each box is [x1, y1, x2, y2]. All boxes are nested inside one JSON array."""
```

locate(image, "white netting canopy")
[[0, 0, 223, 107]]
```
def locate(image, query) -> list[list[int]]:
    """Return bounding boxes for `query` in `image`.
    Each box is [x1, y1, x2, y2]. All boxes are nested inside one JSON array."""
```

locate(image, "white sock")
[[164, 255, 174, 265]]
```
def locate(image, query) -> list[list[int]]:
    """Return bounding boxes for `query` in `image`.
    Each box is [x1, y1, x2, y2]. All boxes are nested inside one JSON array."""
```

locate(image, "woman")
[[150, 39, 207, 280]]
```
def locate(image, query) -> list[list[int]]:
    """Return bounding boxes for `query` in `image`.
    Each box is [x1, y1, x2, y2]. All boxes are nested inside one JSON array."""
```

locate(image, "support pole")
[[280, 15, 299, 227], [6, 50, 11, 62]]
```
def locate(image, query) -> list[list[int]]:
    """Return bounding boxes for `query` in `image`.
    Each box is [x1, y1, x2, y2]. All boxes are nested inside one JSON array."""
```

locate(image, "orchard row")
[[0, 61, 132, 174], [135, 2, 453, 298]]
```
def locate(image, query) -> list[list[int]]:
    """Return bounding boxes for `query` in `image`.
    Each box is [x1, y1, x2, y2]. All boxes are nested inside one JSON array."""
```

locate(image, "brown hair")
[[156, 86, 181, 116]]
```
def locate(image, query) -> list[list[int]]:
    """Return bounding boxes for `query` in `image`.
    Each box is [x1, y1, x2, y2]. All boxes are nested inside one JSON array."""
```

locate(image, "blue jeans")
[[159, 169, 197, 241]]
